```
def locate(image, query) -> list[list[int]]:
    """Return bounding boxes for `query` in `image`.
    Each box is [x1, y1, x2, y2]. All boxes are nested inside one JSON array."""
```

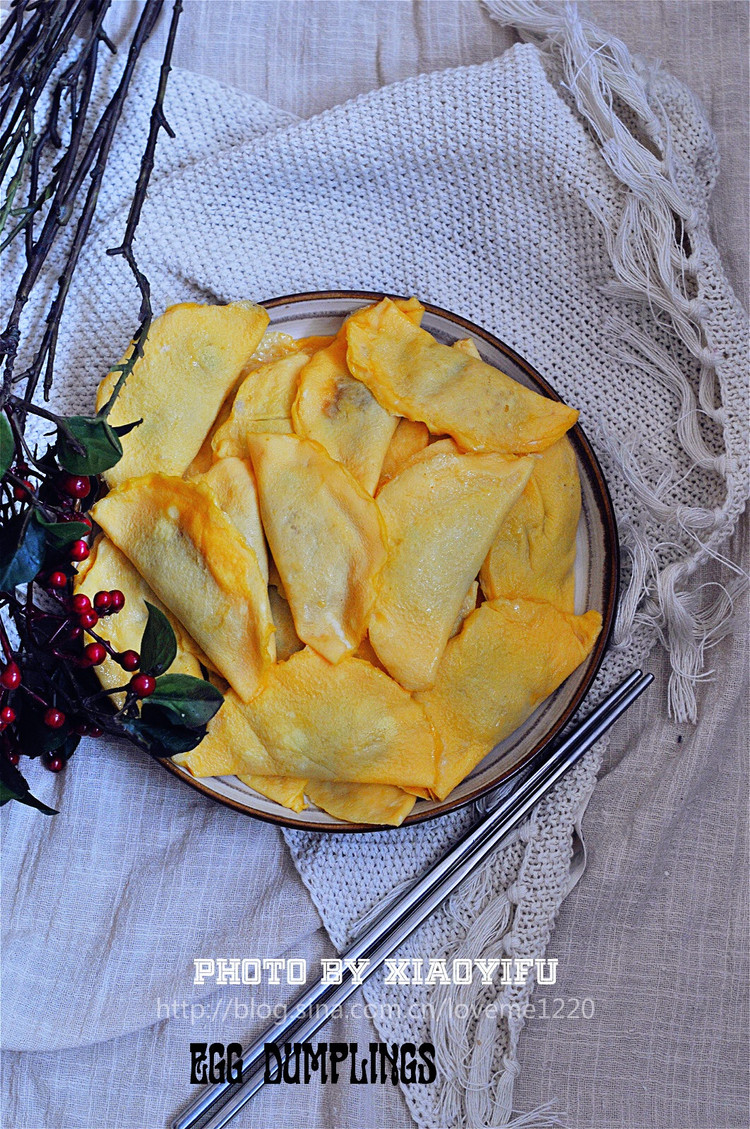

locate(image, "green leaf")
[[0, 759, 57, 814], [118, 711, 209, 756], [140, 602, 177, 676], [0, 513, 46, 588], [149, 674, 224, 728], [0, 412, 13, 478], [35, 514, 91, 550], [57, 415, 123, 475], [38, 728, 80, 755], [56, 732, 81, 760], [13, 701, 80, 756], [112, 418, 142, 437]]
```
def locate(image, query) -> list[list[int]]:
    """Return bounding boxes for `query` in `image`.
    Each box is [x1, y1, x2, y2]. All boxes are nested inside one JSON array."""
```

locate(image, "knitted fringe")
[[484, 0, 748, 723], [502, 1101, 569, 1128]]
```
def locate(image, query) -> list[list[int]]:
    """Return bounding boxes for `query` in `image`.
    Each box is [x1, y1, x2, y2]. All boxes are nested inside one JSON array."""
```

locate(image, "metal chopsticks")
[[173, 668, 652, 1129]]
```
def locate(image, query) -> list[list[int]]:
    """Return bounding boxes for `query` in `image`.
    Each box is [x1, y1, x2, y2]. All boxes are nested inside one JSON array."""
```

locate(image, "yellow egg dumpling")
[[369, 440, 535, 690], [74, 537, 206, 708], [237, 774, 309, 814], [91, 474, 275, 702], [97, 301, 269, 487], [184, 330, 327, 477], [377, 417, 431, 489], [211, 349, 312, 457], [416, 598, 602, 800], [267, 584, 304, 662], [292, 332, 398, 494], [246, 433, 387, 664], [480, 436, 581, 613], [176, 647, 438, 791], [196, 457, 269, 584], [346, 297, 578, 454], [304, 780, 417, 827]]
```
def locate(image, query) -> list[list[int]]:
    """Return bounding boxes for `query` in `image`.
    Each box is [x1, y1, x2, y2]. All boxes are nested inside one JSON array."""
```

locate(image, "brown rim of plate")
[[160, 291, 620, 833]]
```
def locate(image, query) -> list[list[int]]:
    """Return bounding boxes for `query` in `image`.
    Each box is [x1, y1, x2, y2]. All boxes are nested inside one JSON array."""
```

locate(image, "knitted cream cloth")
[[2, 3, 747, 1127]]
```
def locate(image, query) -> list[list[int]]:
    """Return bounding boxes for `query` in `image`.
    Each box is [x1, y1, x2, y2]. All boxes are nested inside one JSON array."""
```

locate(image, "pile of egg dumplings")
[[77, 297, 602, 826]]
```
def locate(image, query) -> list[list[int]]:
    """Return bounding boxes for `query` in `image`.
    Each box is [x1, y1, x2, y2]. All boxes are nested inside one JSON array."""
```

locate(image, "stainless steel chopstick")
[[173, 668, 652, 1129]]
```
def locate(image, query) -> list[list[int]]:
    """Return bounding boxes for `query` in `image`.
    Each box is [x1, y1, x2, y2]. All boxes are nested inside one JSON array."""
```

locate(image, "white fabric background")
[[1, 4, 747, 1129]]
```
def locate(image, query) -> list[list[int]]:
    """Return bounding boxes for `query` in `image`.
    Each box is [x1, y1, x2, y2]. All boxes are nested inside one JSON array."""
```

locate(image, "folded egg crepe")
[[290, 299, 425, 493], [416, 597, 602, 799], [304, 781, 416, 826], [175, 647, 438, 790], [378, 417, 431, 488], [74, 537, 206, 707], [211, 349, 313, 457], [246, 433, 387, 663], [91, 474, 275, 701], [197, 457, 269, 584], [346, 297, 578, 454], [369, 440, 535, 690], [97, 301, 269, 487], [267, 584, 304, 661], [237, 774, 309, 813], [185, 331, 328, 477], [292, 332, 398, 494], [480, 436, 581, 612]]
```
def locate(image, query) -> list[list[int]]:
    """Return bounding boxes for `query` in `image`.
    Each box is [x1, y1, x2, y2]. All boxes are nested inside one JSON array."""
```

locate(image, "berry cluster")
[[1, 470, 157, 777]]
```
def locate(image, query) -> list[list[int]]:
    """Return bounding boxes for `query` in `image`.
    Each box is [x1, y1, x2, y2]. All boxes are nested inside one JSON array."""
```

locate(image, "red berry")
[[75, 514, 93, 529], [130, 673, 155, 698], [0, 663, 21, 690], [46, 756, 64, 772], [44, 707, 65, 729], [71, 593, 91, 613], [70, 539, 90, 561], [109, 589, 125, 611], [68, 625, 82, 641], [47, 571, 68, 590], [87, 725, 103, 738], [5, 751, 20, 766], [13, 479, 33, 500], [60, 474, 90, 499], [120, 650, 140, 672], [93, 591, 111, 612], [1, 707, 16, 725], [83, 642, 107, 666], [78, 609, 98, 630]]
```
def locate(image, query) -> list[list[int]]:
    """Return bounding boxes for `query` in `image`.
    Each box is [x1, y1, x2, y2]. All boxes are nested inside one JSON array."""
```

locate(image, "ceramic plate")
[[161, 292, 619, 831]]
